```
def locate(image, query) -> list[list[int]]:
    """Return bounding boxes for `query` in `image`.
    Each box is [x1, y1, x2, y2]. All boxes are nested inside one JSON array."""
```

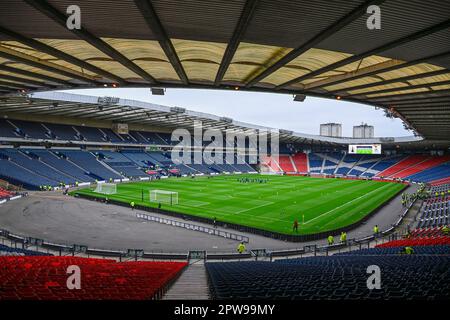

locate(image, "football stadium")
[[0, 0, 449, 308]]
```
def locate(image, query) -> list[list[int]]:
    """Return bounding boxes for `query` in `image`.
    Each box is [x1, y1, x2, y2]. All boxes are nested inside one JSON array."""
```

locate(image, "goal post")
[[149, 189, 178, 205], [94, 183, 117, 195]]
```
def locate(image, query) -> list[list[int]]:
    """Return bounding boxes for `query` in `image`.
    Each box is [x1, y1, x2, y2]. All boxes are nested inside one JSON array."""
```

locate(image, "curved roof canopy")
[[3, 91, 447, 150], [0, 0, 449, 140]]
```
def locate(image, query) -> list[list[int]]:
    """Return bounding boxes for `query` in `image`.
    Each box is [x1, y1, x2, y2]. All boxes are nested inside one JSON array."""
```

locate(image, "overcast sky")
[[61, 88, 412, 138]]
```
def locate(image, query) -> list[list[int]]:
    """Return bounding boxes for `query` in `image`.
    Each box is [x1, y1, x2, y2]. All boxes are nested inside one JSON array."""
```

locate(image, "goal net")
[[94, 183, 117, 194], [149, 190, 178, 205]]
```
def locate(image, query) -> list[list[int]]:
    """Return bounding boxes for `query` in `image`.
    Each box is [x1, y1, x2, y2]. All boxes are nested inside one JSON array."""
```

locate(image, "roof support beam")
[[0, 26, 127, 85], [277, 19, 450, 89], [398, 111, 450, 116], [395, 101, 450, 108], [334, 69, 450, 94], [245, 0, 386, 87], [96, 110, 145, 121], [0, 80, 35, 90], [313, 51, 450, 91], [39, 110, 88, 118], [0, 47, 99, 85], [304, 59, 404, 90], [0, 64, 72, 86], [26, 105, 87, 115], [134, 0, 189, 84], [369, 89, 450, 103], [349, 80, 450, 98], [214, 0, 259, 85], [381, 96, 450, 106], [0, 73, 54, 88], [25, 0, 157, 84]]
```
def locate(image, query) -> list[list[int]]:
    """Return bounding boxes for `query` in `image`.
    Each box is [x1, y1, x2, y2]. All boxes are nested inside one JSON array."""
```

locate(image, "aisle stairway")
[[162, 262, 210, 300]]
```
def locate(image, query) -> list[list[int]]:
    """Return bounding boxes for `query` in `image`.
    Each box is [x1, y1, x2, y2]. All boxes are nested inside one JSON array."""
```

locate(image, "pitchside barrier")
[[0, 226, 408, 262], [136, 212, 249, 243]]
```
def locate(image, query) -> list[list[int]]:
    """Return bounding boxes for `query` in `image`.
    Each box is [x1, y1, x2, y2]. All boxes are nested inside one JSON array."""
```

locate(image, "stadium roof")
[[0, 0, 449, 140], [3, 91, 450, 150]]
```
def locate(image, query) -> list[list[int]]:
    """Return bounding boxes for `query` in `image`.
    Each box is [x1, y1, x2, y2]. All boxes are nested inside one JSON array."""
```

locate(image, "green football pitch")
[[73, 174, 406, 235]]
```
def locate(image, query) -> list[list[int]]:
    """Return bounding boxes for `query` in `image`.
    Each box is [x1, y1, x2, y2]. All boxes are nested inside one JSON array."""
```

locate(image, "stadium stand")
[[0, 157, 56, 189], [206, 253, 450, 299], [0, 149, 76, 187], [337, 245, 450, 255], [416, 196, 449, 228], [29, 149, 95, 183], [9, 120, 50, 140], [0, 256, 186, 300], [409, 226, 450, 238], [0, 119, 449, 188], [376, 155, 428, 178], [278, 155, 295, 173], [0, 119, 19, 138], [376, 238, 450, 248], [335, 154, 364, 175], [291, 153, 308, 173], [363, 155, 404, 177], [261, 156, 282, 172], [308, 153, 324, 173], [43, 123, 78, 140], [0, 244, 51, 257], [95, 150, 148, 178], [391, 156, 450, 179], [348, 156, 378, 176], [407, 162, 450, 183], [55, 150, 122, 181]]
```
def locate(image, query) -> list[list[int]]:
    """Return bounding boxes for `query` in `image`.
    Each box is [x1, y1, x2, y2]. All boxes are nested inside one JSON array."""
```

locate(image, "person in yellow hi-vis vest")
[[340, 232, 347, 244], [373, 225, 380, 236], [130, 201, 135, 210], [237, 242, 246, 254], [400, 246, 414, 255], [442, 225, 450, 236], [327, 235, 334, 245]]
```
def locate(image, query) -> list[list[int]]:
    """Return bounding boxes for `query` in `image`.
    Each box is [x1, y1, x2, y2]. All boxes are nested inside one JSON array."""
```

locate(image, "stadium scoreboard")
[[348, 144, 381, 155]]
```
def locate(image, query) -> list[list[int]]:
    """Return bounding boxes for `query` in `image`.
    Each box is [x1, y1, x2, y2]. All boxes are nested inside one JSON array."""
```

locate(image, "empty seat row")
[[0, 256, 186, 300]]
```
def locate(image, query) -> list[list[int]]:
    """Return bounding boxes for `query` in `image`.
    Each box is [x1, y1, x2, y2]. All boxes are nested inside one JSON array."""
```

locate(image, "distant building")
[[320, 123, 342, 137], [353, 123, 374, 138]]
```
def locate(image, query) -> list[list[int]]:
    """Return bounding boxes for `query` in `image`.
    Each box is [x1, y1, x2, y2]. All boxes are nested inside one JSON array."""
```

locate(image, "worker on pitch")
[[293, 218, 299, 233]]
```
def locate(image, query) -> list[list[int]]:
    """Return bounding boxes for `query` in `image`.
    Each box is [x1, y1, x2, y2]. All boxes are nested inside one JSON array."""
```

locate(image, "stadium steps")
[[162, 262, 210, 300]]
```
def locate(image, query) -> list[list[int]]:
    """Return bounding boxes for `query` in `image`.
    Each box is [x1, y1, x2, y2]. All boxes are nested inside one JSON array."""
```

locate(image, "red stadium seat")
[[0, 256, 187, 300]]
